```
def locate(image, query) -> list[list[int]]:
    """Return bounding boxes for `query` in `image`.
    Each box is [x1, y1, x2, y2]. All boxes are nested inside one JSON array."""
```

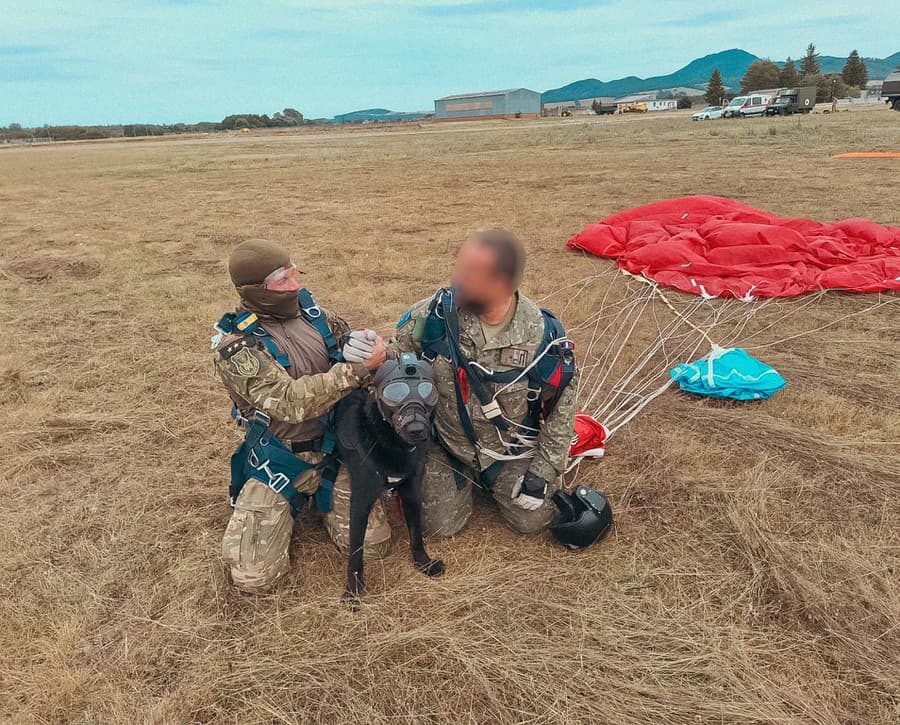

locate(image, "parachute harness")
[[421, 287, 575, 465]]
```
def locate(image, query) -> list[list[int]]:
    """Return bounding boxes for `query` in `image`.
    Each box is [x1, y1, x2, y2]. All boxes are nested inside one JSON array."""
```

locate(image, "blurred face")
[[452, 240, 511, 314], [263, 262, 301, 292]]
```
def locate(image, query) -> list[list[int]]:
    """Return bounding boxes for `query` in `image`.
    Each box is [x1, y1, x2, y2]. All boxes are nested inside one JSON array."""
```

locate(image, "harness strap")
[[439, 291, 510, 441], [447, 451, 506, 492], [230, 412, 313, 517], [315, 428, 338, 514], [298, 288, 344, 364]]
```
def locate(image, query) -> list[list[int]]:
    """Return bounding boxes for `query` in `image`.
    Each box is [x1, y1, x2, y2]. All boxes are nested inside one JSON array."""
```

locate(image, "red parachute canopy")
[[567, 195, 900, 298]]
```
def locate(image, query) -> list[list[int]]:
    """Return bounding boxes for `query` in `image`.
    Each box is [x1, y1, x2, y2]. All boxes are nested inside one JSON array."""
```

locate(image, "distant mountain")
[[542, 49, 757, 103], [542, 48, 900, 103], [332, 108, 428, 123], [818, 52, 900, 79]]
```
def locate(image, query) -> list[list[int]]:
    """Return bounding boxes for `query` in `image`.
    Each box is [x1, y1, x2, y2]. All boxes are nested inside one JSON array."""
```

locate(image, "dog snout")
[[401, 420, 429, 443]]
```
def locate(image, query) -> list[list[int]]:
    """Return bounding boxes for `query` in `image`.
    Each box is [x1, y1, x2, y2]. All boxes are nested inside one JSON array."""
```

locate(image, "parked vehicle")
[[765, 87, 816, 115], [692, 106, 724, 121], [723, 96, 747, 118], [617, 102, 648, 114], [725, 94, 773, 118], [884, 71, 900, 111]]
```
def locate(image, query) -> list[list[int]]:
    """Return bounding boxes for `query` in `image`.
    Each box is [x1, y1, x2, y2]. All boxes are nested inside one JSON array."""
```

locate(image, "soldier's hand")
[[344, 329, 377, 363], [362, 334, 386, 371], [511, 470, 548, 511]]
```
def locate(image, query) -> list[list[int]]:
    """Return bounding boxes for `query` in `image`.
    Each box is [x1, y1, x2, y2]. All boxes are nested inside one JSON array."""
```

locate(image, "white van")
[[725, 94, 773, 118]]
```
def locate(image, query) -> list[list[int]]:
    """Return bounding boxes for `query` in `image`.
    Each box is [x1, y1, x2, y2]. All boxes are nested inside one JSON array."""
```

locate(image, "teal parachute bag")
[[669, 345, 786, 401]]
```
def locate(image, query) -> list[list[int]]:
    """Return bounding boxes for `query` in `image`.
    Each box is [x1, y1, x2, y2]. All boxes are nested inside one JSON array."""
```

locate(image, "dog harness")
[[214, 288, 343, 515]]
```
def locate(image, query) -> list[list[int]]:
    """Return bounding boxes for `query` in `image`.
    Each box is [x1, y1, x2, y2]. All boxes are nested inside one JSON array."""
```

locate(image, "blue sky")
[[1, 1, 895, 125]]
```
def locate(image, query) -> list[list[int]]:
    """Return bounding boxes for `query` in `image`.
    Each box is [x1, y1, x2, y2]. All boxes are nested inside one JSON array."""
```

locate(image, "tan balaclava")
[[228, 239, 299, 319]]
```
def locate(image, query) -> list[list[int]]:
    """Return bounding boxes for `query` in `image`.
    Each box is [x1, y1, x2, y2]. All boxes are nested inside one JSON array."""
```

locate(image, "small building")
[[646, 99, 678, 112], [434, 88, 542, 121]]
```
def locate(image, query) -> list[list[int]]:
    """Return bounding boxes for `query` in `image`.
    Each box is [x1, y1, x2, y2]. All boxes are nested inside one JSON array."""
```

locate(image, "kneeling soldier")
[[373, 229, 578, 538], [213, 239, 390, 593]]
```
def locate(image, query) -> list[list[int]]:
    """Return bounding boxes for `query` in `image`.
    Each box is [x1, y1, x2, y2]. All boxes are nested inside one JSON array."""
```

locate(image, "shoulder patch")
[[396, 309, 412, 328], [219, 337, 250, 360], [229, 346, 261, 377]]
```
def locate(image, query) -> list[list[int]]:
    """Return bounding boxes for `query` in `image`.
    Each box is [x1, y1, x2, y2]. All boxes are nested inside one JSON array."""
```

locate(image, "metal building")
[[434, 88, 542, 121]]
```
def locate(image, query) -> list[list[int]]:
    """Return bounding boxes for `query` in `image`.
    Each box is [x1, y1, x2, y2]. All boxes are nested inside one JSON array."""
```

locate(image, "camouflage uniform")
[[216, 307, 390, 594], [390, 292, 577, 537]]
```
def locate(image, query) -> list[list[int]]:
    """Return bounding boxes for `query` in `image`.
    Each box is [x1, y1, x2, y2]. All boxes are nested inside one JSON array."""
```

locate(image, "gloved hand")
[[511, 470, 548, 511], [343, 329, 378, 363]]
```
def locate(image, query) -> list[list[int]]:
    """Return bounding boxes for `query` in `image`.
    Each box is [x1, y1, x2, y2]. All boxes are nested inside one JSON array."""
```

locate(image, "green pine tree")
[[843, 50, 859, 86], [779, 58, 799, 87], [800, 43, 820, 77], [704, 68, 726, 105]]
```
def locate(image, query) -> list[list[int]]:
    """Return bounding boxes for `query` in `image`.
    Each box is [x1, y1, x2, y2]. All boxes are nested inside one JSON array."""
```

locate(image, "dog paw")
[[418, 558, 445, 577], [341, 589, 362, 610]]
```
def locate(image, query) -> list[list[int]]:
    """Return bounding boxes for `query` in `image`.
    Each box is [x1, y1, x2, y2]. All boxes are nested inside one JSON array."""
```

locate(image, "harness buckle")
[[302, 304, 322, 319], [247, 449, 292, 494], [481, 399, 503, 420], [210, 324, 226, 350], [526, 387, 541, 402], [267, 470, 292, 494]]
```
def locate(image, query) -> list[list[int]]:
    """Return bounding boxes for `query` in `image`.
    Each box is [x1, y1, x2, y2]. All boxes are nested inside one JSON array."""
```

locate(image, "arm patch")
[[219, 337, 251, 361]]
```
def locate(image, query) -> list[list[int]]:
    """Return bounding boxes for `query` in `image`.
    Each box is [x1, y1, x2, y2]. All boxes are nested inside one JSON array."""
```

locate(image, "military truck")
[[765, 86, 817, 115], [883, 71, 900, 111]]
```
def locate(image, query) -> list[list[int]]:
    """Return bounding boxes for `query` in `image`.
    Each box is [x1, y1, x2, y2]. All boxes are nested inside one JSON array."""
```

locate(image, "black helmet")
[[550, 486, 613, 549]]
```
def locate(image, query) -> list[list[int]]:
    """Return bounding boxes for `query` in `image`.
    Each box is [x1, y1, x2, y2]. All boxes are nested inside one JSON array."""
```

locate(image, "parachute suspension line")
[[543, 264, 893, 453], [626, 272, 720, 350], [543, 267, 785, 444]]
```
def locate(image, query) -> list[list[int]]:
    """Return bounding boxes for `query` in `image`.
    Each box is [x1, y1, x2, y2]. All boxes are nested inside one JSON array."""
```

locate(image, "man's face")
[[452, 240, 509, 313]]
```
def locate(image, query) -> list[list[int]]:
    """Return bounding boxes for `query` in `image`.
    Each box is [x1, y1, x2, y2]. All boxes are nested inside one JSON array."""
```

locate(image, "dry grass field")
[[1, 108, 898, 724]]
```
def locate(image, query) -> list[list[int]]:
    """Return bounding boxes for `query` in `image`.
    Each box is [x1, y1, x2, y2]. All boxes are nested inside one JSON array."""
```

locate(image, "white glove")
[[343, 329, 378, 363], [511, 472, 548, 511]]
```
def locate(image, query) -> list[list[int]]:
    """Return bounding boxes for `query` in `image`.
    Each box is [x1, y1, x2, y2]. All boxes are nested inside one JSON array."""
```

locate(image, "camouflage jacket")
[[214, 307, 369, 443], [390, 292, 577, 482]]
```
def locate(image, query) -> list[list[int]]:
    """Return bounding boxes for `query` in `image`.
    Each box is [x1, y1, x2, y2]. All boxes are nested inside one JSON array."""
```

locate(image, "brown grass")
[[0, 108, 898, 724]]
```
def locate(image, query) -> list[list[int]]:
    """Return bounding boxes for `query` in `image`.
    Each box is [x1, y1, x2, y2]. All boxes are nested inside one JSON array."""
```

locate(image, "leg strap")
[[230, 412, 314, 517]]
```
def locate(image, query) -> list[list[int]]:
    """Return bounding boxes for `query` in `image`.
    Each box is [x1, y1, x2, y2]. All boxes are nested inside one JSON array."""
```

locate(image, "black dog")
[[332, 354, 444, 603]]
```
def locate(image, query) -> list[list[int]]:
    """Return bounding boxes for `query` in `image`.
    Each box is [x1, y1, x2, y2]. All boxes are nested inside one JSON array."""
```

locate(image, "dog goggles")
[[382, 380, 436, 405], [374, 354, 439, 409]]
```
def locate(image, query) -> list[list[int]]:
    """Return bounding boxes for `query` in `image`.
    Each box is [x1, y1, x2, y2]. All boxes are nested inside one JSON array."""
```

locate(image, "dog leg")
[[397, 477, 444, 578], [343, 492, 376, 606]]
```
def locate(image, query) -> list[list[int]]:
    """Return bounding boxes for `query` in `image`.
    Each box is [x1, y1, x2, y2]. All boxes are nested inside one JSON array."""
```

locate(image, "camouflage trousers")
[[421, 446, 559, 538], [222, 465, 391, 594]]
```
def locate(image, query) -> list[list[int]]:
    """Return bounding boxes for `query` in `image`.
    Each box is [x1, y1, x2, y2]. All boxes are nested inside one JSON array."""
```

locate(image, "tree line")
[[705, 45, 872, 106], [2, 107, 312, 143]]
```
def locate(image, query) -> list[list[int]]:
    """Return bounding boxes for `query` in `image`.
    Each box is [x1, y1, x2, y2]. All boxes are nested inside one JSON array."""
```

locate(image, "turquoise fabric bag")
[[669, 346, 786, 400]]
